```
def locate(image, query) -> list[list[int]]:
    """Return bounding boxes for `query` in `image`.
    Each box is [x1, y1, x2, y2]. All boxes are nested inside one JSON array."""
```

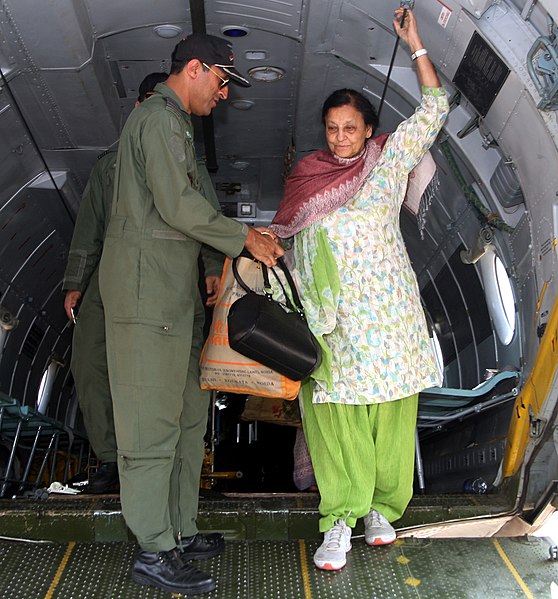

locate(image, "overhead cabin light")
[[221, 26, 250, 37], [230, 99, 255, 111], [245, 50, 267, 60], [247, 66, 285, 83], [153, 25, 183, 39], [231, 160, 250, 170]]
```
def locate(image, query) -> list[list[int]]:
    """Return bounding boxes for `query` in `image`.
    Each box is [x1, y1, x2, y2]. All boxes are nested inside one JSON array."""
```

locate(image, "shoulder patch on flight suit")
[[164, 96, 192, 140], [164, 96, 183, 121], [164, 96, 187, 163]]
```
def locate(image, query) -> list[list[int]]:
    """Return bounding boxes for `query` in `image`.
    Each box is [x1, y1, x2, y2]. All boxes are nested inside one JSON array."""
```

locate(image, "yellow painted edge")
[[534, 281, 549, 326], [504, 293, 558, 477], [44, 541, 75, 599], [492, 539, 534, 599], [298, 539, 313, 599], [503, 384, 534, 477]]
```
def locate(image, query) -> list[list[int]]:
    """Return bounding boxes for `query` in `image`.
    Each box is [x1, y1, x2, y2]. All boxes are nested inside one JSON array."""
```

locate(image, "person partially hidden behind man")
[[98, 33, 284, 595], [62, 72, 168, 494]]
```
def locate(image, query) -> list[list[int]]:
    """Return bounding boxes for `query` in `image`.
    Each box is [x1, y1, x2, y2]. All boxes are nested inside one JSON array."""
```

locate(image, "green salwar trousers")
[[301, 386, 418, 533]]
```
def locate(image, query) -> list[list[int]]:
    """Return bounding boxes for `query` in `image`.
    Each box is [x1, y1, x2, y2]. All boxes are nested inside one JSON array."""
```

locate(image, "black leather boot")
[[179, 532, 225, 561], [84, 462, 119, 494], [132, 548, 215, 595]]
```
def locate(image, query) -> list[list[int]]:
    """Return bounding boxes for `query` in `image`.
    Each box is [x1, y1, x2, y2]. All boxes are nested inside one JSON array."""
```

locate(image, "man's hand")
[[205, 275, 221, 307], [254, 226, 279, 241], [244, 227, 284, 267], [64, 290, 82, 321]]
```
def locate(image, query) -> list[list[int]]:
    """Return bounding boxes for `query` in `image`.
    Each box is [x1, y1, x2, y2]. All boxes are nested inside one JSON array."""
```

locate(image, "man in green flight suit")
[[98, 34, 284, 596], [63, 72, 168, 494]]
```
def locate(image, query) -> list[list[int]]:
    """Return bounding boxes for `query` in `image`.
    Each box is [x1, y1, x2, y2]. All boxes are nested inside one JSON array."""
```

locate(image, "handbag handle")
[[231, 255, 307, 318]]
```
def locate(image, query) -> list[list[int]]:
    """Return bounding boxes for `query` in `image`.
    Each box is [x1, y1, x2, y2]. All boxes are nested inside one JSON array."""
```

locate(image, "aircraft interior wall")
[[0, 0, 557, 503]]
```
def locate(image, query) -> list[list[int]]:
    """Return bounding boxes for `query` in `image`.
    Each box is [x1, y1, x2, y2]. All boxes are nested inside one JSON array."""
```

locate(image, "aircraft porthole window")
[[37, 369, 49, 412], [37, 360, 59, 414], [495, 255, 516, 333], [0, 329, 6, 360], [431, 330, 445, 381], [479, 250, 516, 346]]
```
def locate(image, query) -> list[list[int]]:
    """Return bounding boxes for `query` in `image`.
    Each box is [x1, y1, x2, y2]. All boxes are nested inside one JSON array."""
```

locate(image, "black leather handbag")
[[227, 256, 322, 381]]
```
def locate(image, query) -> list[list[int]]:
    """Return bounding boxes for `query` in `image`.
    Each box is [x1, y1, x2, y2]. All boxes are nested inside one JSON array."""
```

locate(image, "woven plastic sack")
[[199, 257, 300, 400]]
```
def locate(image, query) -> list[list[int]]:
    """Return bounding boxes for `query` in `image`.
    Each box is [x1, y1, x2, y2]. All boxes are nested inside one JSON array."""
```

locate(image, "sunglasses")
[[202, 63, 229, 88]]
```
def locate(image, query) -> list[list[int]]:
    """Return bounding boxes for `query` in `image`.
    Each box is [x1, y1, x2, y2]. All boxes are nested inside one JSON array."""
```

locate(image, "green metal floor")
[[0, 493, 556, 598], [0, 492, 515, 543], [0, 536, 555, 598]]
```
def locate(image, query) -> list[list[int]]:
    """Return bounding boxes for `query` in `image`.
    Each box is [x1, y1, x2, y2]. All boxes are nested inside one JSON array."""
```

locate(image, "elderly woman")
[[270, 9, 449, 571]]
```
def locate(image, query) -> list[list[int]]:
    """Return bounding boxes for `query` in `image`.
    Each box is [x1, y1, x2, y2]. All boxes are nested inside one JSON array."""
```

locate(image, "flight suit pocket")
[[110, 317, 181, 389], [104, 215, 127, 238]]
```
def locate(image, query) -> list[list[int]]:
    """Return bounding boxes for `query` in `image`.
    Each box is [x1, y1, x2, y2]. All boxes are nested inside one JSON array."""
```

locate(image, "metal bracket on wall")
[[527, 34, 558, 110], [529, 405, 544, 437]]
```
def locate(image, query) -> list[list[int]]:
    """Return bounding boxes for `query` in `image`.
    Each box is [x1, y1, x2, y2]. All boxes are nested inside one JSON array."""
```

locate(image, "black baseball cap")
[[172, 33, 251, 88], [138, 72, 168, 102]]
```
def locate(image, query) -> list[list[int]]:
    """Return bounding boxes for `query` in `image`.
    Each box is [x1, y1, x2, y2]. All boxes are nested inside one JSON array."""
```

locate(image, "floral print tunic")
[[299, 87, 449, 405]]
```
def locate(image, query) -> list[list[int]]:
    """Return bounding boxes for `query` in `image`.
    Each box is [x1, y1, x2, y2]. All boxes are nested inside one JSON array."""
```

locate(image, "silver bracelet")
[[411, 48, 428, 61]]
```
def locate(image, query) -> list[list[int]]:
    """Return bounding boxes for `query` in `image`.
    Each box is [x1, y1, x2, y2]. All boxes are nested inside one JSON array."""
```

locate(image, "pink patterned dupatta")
[[271, 133, 436, 238]]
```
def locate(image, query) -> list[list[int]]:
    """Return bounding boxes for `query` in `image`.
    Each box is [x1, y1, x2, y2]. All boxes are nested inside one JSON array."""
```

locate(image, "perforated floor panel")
[[0, 536, 556, 598]]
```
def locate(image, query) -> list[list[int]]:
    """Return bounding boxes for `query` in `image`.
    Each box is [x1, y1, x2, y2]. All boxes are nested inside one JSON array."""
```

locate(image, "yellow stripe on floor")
[[45, 541, 75, 599], [493, 539, 534, 599], [298, 539, 313, 599]]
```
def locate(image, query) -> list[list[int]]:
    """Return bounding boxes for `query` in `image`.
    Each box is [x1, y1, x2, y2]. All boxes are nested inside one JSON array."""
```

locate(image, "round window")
[[431, 329, 445, 381], [37, 368, 49, 411], [480, 250, 516, 345]]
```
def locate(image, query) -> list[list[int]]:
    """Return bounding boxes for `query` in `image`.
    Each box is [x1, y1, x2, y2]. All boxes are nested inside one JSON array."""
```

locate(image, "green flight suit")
[[63, 149, 117, 463], [63, 145, 223, 466], [98, 83, 246, 552], [196, 162, 226, 278]]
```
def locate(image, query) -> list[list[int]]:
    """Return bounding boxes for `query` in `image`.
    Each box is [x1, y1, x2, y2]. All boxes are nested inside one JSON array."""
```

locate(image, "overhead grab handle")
[[377, 0, 415, 120]]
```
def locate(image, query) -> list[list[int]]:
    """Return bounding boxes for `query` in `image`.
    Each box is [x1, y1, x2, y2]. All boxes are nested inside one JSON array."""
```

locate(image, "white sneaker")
[[363, 509, 396, 546], [313, 519, 352, 570]]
